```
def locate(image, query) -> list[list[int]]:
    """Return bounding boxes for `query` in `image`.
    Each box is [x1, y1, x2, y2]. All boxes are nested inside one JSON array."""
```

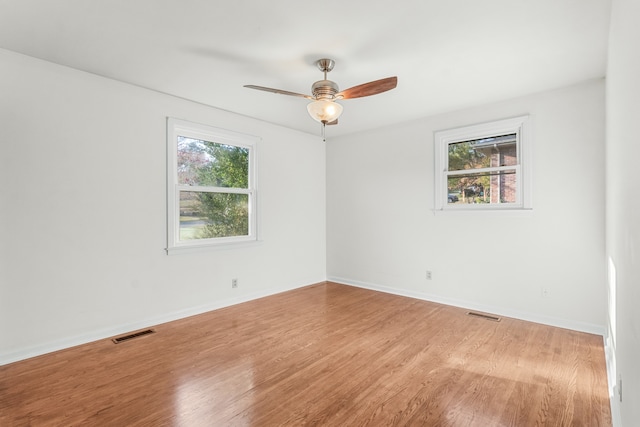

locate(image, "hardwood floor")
[[0, 282, 611, 426]]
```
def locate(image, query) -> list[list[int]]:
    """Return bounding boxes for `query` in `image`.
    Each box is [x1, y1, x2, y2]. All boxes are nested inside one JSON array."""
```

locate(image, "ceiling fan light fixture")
[[307, 100, 343, 124]]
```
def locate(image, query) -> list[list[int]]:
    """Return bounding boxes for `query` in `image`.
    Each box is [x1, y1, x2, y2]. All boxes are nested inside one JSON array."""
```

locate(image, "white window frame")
[[167, 118, 258, 254], [434, 115, 532, 213]]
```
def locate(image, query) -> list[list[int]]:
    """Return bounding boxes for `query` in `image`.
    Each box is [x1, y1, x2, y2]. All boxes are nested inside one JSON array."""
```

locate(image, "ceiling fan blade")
[[244, 85, 313, 100], [336, 76, 398, 99]]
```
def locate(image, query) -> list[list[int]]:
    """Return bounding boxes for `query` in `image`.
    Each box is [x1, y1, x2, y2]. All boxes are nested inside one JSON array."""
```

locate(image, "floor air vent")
[[112, 329, 156, 344], [466, 311, 501, 322]]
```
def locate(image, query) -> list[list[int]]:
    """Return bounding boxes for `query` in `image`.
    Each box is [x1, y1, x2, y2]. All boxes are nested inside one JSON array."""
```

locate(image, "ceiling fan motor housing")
[[311, 80, 339, 100]]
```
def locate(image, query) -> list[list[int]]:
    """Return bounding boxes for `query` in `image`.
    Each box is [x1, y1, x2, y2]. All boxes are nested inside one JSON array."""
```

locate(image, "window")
[[434, 115, 531, 212], [167, 118, 258, 253]]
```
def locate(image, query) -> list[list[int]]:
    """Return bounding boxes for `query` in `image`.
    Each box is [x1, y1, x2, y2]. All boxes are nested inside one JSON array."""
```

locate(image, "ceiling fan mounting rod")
[[312, 59, 339, 100]]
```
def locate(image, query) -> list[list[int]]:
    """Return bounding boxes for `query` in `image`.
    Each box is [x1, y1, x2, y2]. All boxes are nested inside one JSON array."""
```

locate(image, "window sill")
[[432, 207, 533, 217], [166, 239, 263, 255]]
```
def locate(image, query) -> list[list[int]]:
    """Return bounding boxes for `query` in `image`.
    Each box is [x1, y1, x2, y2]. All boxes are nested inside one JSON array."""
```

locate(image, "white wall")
[[0, 48, 326, 364], [327, 79, 606, 334], [606, 0, 640, 424]]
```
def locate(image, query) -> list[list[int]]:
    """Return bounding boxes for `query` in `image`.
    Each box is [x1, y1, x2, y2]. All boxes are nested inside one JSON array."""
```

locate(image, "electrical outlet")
[[426, 270, 432, 280], [541, 287, 549, 298], [618, 375, 623, 402], [232, 278, 238, 288]]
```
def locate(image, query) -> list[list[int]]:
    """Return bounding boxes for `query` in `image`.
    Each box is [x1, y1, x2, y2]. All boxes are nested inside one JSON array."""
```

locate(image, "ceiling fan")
[[244, 58, 397, 129]]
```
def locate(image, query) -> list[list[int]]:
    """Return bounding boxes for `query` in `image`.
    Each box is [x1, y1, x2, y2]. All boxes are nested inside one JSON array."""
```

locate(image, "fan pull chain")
[[322, 123, 326, 142]]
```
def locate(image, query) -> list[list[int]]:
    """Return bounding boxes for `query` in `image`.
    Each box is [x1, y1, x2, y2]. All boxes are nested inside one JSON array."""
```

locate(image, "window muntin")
[[167, 119, 258, 252], [435, 116, 531, 211]]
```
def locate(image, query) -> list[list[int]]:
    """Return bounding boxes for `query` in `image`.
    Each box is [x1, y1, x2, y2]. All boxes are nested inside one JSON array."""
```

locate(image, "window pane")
[[447, 170, 517, 204], [179, 191, 249, 240], [448, 133, 517, 171], [177, 136, 249, 188]]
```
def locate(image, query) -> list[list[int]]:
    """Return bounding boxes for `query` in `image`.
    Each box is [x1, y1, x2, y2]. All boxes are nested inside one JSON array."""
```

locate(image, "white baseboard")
[[328, 276, 606, 336], [0, 281, 315, 366]]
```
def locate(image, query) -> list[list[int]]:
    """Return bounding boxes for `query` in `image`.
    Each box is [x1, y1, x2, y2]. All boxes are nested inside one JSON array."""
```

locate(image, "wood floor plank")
[[0, 282, 611, 426]]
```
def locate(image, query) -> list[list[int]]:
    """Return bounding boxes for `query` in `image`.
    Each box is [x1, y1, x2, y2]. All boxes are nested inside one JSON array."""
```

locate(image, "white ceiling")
[[0, 0, 611, 137]]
